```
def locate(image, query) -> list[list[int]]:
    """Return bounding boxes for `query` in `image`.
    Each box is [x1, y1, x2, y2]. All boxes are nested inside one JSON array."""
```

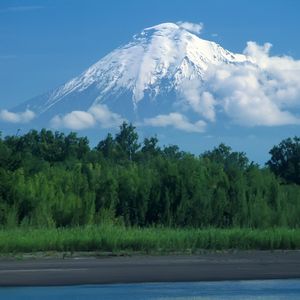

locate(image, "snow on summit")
[[3, 22, 300, 131], [55, 22, 249, 107]]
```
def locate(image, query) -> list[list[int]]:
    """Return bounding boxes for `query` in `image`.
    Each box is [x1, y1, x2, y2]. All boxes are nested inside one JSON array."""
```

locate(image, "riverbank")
[[1, 251, 300, 286]]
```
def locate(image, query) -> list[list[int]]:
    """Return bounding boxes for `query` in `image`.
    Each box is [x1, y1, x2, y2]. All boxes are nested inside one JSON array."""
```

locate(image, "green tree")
[[115, 122, 140, 161], [141, 136, 161, 158], [96, 133, 116, 159], [267, 137, 300, 184]]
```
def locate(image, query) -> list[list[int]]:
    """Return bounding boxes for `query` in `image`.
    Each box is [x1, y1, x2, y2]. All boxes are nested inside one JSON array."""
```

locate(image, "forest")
[[0, 122, 299, 232]]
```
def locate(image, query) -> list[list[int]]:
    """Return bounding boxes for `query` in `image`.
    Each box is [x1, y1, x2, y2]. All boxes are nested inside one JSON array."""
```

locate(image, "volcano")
[[8, 22, 253, 131]]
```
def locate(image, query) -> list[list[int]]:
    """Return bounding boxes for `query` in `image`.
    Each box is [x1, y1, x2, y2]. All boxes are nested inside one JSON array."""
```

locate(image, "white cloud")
[[180, 80, 216, 122], [50, 104, 125, 130], [243, 41, 300, 108], [89, 104, 125, 128], [0, 109, 35, 123], [144, 113, 206, 133], [177, 21, 203, 35], [179, 41, 300, 127], [51, 111, 96, 130]]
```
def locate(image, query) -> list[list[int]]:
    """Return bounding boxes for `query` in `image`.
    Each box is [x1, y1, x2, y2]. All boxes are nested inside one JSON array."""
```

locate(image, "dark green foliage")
[[115, 122, 140, 161], [96, 133, 116, 159], [140, 136, 161, 160], [267, 136, 300, 184], [0, 126, 299, 230]]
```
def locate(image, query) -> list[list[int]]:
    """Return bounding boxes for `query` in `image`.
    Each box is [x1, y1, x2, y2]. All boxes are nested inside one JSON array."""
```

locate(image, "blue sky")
[[1, 0, 299, 107], [0, 0, 300, 163]]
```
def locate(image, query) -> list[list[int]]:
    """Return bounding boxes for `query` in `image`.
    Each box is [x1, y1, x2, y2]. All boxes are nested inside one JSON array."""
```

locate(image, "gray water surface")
[[1, 279, 300, 300]]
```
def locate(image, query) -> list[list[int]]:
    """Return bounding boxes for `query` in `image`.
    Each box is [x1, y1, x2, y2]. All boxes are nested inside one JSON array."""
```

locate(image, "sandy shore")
[[0, 251, 300, 286]]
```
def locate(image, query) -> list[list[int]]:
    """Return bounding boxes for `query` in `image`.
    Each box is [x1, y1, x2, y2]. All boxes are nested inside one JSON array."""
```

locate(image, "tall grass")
[[0, 226, 299, 254]]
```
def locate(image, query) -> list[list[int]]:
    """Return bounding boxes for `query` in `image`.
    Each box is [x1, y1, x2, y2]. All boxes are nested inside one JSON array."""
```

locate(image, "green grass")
[[0, 226, 300, 254]]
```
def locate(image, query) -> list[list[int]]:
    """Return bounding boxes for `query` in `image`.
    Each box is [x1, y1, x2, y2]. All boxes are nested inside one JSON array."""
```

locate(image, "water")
[[1, 279, 300, 300]]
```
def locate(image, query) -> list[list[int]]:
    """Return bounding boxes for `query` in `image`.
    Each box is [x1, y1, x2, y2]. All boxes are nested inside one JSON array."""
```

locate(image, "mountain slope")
[[14, 22, 251, 126]]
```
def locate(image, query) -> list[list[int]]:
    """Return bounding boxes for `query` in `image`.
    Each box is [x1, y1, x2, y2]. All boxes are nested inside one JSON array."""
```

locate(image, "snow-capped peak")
[[144, 22, 180, 32], [38, 22, 250, 113]]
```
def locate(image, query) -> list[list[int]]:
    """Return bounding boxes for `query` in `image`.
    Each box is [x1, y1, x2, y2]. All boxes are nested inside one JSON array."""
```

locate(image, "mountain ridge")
[[14, 22, 252, 125]]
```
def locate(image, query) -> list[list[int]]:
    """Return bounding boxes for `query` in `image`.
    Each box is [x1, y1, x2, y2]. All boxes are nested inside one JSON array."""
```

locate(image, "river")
[[1, 279, 300, 299]]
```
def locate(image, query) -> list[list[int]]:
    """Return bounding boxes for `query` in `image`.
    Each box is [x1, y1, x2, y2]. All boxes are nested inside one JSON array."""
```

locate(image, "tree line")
[[0, 123, 299, 229]]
